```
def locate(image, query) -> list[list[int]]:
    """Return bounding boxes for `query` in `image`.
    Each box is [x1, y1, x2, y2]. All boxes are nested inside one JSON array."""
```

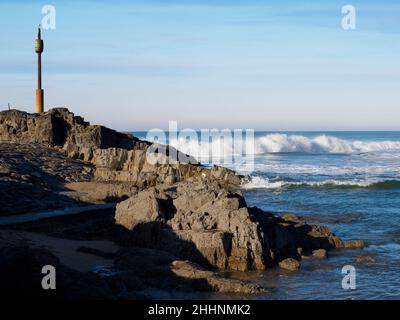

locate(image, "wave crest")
[[255, 134, 400, 154], [242, 176, 400, 190], [167, 133, 400, 157]]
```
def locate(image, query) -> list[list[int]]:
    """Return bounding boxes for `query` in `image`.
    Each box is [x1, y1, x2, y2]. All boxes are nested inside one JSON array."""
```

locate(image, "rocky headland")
[[0, 108, 364, 299]]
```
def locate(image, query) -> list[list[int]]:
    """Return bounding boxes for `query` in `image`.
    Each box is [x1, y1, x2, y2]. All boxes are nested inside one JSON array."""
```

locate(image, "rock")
[[356, 255, 375, 264], [115, 188, 173, 231], [0, 108, 242, 189], [279, 258, 300, 271], [115, 177, 348, 272], [65, 181, 138, 202], [115, 178, 267, 271], [114, 246, 264, 294], [171, 260, 264, 294], [0, 108, 138, 155], [293, 224, 345, 250], [281, 213, 305, 224], [312, 249, 327, 259], [209, 165, 242, 187], [343, 240, 365, 249]]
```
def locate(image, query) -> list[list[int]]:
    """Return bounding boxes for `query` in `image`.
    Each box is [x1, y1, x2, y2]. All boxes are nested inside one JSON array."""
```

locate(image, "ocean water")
[[134, 131, 400, 300]]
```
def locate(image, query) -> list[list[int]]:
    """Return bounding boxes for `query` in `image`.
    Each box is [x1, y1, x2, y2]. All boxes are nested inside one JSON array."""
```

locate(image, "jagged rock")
[[115, 178, 266, 271], [0, 108, 241, 189], [293, 224, 345, 250], [115, 188, 173, 231], [115, 177, 357, 272], [278, 258, 300, 271], [0, 108, 139, 155]]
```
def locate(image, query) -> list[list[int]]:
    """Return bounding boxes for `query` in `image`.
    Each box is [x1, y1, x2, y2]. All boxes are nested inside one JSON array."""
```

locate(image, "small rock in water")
[[356, 255, 375, 264], [21, 174, 32, 182], [312, 249, 327, 259], [279, 258, 300, 271], [343, 240, 365, 249], [281, 213, 305, 224]]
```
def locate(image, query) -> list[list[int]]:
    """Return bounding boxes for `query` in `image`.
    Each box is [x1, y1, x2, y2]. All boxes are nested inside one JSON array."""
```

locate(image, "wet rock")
[[293, 224, 345, 250], [343, 240, 365, 249], [312, 249, 327, 259], [356, 255, 375, 264], [278, 258, 300, 271], [281, 213, 305, 224]]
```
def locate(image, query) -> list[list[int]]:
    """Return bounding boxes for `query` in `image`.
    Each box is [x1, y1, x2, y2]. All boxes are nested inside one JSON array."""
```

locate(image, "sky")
[[1, 0, 400, 131]]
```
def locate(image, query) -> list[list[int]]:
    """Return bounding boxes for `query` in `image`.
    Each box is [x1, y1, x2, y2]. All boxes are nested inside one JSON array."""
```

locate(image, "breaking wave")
[[167, 133, 400, 157], [242, 176, 400, 190], [255, 134, 400, 154]]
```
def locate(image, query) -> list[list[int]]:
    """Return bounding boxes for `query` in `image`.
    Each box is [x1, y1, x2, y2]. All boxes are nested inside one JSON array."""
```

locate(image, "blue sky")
[[1, 0, 400, 130]]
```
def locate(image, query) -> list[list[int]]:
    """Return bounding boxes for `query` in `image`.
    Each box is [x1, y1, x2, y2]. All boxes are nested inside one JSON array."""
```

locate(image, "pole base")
[[36, 89, 44, 113]]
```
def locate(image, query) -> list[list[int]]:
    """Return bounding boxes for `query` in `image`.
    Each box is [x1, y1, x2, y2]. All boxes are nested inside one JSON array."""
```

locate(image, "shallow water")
[[134, 131, 400, 299]]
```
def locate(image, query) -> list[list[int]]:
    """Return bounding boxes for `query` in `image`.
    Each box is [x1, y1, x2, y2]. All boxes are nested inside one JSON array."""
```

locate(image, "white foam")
[[242, 176, 381, 190], [243, 163, 400, 176], [255, 134, 400, 154], [168, 133, 400, 157]]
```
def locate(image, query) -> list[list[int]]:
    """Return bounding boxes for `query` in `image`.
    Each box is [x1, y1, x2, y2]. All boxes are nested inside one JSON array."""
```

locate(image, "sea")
[[133, 131, 400, 300]]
